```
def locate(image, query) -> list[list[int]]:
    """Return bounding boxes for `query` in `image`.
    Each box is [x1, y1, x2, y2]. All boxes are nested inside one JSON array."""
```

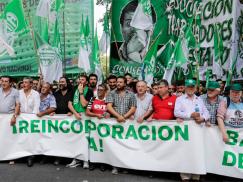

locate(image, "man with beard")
[[174, 79, 209, 181], [88, 74, 98, 97], [106, 75, 136, 174], [67, 74, 93, 169], [107, 75, 117, 91], [200, 81, 224, 126], [53, 77, 73, 115]]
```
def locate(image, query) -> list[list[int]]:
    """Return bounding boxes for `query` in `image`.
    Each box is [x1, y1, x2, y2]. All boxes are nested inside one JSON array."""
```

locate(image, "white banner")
[[0, 114, 88, 161], [89, 120, 206, 174], [0, 114, 242, 179]]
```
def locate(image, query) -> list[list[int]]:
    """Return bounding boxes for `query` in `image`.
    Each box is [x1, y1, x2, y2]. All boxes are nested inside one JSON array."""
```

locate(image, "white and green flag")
[[36, 19, 63, 83], [1, 0, 28, 34], [130, 0, 153, 31], [78, 15, 91, 73]]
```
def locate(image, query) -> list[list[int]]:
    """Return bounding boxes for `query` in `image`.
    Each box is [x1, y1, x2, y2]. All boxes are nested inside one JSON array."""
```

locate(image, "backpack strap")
[[226, 96, 230, 108]]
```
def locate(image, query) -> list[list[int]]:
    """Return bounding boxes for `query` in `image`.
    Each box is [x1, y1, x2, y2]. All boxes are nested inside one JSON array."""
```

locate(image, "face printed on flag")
[[117, 0, 156, 64]]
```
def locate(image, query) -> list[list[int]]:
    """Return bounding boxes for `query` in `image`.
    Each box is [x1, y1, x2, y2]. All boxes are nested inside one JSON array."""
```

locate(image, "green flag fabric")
[[213, 24, 223, 79], [142, 37, 159, 86], [2, 0, 28, 33]]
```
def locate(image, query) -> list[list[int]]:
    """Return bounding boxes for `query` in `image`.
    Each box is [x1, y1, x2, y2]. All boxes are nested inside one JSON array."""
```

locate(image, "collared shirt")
[[39, 94, 57, 112], [174, 94, 210, 120], [0, 87, 19, 113], [106, 89, 137, 116], [152, 94, 177, 120], [19, 89, 40, 114], [200, 94, 224, 124], [134, 93, 153, 119]]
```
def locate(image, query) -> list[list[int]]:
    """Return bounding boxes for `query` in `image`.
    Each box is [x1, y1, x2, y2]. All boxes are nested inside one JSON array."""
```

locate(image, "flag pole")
[[62, 10, 66, 76]]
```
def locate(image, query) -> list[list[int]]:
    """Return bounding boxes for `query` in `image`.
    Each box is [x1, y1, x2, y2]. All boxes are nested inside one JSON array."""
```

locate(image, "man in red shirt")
[[148, 79, 177, 121], [86, 83, 110, 119]]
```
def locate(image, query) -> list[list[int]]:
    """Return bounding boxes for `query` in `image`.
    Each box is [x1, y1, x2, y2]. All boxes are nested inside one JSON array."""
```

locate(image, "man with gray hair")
[[19, 77, 40, 167], [134, 80, 153, 123], [19, 77, 40, 114], [38, 82, 56, 117], [200, 81, 224, 126]]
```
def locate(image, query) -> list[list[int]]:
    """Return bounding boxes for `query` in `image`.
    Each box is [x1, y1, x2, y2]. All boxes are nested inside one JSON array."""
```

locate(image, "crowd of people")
[[0, 73, 242, 181]]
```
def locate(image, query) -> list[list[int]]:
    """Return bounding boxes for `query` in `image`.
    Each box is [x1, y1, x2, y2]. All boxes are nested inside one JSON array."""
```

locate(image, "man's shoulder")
[[31, 89, 39, 95], [200, 94, 207, 100]]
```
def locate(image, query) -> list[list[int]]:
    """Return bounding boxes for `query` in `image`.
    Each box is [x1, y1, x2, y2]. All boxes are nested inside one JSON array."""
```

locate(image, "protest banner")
[[0, 114, 242, 178]]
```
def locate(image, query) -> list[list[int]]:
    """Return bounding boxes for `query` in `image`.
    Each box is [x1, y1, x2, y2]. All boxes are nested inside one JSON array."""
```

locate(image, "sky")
[[94, 0, 106, 39]]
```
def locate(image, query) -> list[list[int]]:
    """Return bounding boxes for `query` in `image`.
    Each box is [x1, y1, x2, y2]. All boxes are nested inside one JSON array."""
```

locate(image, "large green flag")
[[1, 0, 28, 33], [213, 24, 223, 78], [52, 19, 61, 49], [55, 0, 64, 11], [84, 16, 90, 38]]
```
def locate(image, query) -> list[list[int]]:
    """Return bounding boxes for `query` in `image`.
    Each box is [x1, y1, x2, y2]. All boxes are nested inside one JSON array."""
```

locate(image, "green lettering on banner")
[[86, 137, 98, 151], [222, 151, 236, 167], [226, 130, 238, 145], [31, 120, 40, 133], [71, 120, 83, 134], [42, 120, 46, 133], [158, 126, 173, 141], [112, 125, 124, 139], [125, 125, 138, 140], [59, 120, 70, 133], [97, 123, 110, 138], [138, 125, 150, 140], [85, 120, 96, 133], [240, 139, 243, 147], [175, 125, 189, 141], [12, 125, 17, 134], [152, 126, 156, 141], [48, 120, 58, 133], [239, 154, 243, 169], [19, 120, 29, 133]]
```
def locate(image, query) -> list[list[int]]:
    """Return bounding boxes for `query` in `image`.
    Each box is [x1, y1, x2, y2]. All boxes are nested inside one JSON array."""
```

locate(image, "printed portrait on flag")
[[111, 0, 156, 64]]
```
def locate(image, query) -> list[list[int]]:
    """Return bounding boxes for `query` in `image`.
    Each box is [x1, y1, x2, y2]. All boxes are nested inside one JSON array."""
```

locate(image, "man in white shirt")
[[19, 77, 40, 167], [174, 79, 209, 181], [19, 77, 40, 114], [174, 79, 210, 124]]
